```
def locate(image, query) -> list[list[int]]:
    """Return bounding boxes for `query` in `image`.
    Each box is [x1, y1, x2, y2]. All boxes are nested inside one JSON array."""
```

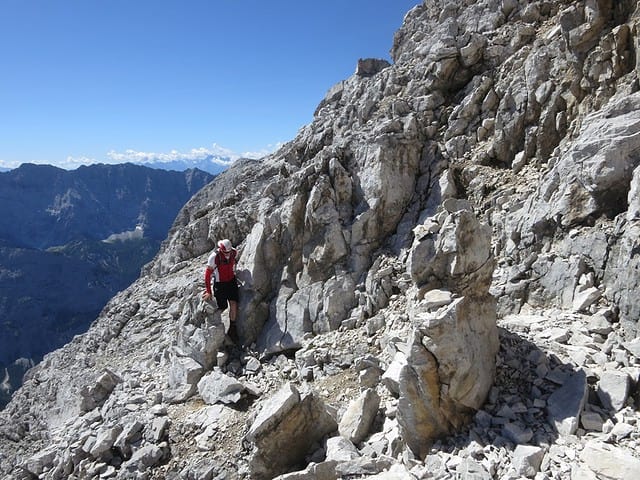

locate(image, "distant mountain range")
[[0, 162, 214, 407], [0, 154, 238, 175], [129, 156, 232, 175]]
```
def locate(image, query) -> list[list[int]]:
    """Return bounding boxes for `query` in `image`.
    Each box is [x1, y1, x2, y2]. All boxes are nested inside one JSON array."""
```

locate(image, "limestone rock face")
[[519, 93, 640, 230], [408, 207, 494, 296], [3, 1, 640, 479]]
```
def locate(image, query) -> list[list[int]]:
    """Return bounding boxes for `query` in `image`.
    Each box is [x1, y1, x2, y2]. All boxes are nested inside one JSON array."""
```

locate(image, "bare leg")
[[227, 300, 240, 344], [229, 300, 238, 323]]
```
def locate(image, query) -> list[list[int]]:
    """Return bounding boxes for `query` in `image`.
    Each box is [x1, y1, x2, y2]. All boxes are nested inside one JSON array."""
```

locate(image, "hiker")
[[203, 238, 240, 340]]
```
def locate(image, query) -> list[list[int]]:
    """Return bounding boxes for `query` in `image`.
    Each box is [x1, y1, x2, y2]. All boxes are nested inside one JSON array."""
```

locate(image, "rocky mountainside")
[[0, 163, 213, 408], [2, 1, 640, 479]]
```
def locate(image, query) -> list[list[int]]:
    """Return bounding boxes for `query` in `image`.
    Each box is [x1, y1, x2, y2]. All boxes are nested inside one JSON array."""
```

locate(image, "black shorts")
[[213, 279, 239, 311]]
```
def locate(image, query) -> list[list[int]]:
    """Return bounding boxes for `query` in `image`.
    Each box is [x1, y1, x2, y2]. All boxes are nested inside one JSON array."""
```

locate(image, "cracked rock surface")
[[2, 1, 640, 479]]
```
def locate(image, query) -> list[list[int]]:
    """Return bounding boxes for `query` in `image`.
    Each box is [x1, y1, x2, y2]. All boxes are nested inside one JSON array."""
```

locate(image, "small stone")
[[597, 371, 630, 412], [580, 411, 604, 431], [148, 417, 170, 443], [150, 404, 167, 416], [587, 315, 613, 336], [244, 356, 262, 374], [421, 289, 453, 310], [359, 366, 382, 388], [622, 338, 640, 360], [502, 422, 533, 444], [197, 369, 245, 405], [512, 445, 545, 478], [609, 422, 634, 440], [572, 287, 601, 312]]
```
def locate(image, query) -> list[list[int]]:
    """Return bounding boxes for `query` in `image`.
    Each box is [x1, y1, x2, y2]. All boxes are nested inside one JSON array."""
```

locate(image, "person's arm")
[[204, 265, 214, 298]]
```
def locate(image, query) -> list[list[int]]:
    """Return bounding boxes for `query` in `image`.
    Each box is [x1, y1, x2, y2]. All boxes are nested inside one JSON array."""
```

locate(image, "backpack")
[[214, 249, 236, 282]]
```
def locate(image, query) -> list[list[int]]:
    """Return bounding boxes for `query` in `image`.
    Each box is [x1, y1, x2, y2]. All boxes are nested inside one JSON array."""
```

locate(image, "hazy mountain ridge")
[[0, 163, 214, 249], [130, 157, 231, 176], [0, 154, 236, 177]]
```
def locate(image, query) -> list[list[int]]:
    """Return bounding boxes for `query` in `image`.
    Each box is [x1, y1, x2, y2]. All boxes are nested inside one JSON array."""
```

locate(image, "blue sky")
[[0, 0, 420, 170]]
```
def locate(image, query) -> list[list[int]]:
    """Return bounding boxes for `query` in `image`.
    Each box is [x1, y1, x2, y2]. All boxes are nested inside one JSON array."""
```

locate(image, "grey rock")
[[325, 436, 360, 462], [114, 420, 144, 456], [455, 458, 492, 480], [587, 314, 613, 336], [272, 460, 340, 480], [573, 287, 602, 312], [24, 446, 57, 476], [609, 421, 634, 441], [623, 337, 640, 360], [399, 280, 498, 457], [147, 417, 169, 444], [90, 425, 123, 458], [597, 371, 630, 412], [80, 369, 122, 412], [166, 355, 203, 403], [502, 422, 533, 444], [175, 305, 225, 370], [338, 388, 380, 444], [122, 444, 164, 470], [359, 366, 382, 389], [420, 289, 453, 310], [381, 352, 407, 396], [356, 58, 391, 77], [547, 369, 587, 435], [580, 411, 604, 432], [197, 369, 245, 405]]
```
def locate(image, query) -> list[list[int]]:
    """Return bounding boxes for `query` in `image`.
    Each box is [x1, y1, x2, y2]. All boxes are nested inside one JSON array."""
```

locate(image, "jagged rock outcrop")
[[395, 206, 499, 457], [2, 1, 640, 479]]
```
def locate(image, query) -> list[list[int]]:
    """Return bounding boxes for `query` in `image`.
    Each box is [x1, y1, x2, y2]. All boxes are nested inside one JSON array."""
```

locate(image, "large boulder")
[[398, 208, 498, 457], [246, 383, 338, 479]]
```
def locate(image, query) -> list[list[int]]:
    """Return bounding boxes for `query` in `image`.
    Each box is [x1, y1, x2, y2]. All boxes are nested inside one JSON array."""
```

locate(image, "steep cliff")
[[2, 1, 640, 479]]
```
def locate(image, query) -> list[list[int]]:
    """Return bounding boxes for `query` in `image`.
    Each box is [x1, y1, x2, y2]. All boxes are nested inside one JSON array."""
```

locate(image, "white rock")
[[381, 352, 407, 395], [512, 445, 545, 478], [572, 287, 601, 312], [90, 425, 123, 457], [325, 436, 360, 462], [420, 289, 453, 310], [622, 337, 640, 360], [580, 442, 640, 480], [609, 421, 634, 441]]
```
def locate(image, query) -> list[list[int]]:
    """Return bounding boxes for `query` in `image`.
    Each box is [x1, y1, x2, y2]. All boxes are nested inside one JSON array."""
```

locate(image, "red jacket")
[[205, 248, 237, 294]]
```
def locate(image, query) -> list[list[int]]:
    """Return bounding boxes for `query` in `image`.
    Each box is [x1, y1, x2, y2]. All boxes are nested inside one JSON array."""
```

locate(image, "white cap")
[[218, 239, 232, 252]]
